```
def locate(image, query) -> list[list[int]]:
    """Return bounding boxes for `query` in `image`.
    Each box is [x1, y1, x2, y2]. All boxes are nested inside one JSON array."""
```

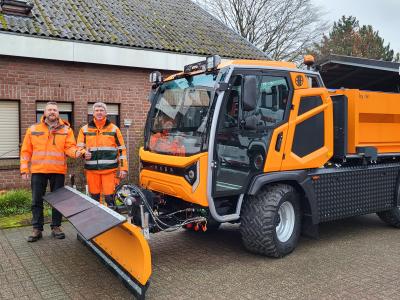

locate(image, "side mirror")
[[243, 75, 257, 111], [148, 87, 158, 103], [148, 71, 163, 102]]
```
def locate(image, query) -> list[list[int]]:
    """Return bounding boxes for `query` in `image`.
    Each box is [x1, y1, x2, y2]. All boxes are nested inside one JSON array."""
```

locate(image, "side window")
[[243, 75, 289, 128], [292, 95, 324, 157], [306, 75, 322, 88], [220, 75, 241, 128], [298, 96, 323, 115]]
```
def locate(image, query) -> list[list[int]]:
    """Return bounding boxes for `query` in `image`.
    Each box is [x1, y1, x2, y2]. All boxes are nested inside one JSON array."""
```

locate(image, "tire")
[[240, 184, 301, 257], [377, 207, 400, 228]]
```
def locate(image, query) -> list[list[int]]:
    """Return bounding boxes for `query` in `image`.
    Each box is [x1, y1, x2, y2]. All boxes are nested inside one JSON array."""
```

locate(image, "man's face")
[[93, 106, 107, 121], [164, 119, 174, 130], [44, 104, 59, 122], [159, 115, 174, 130]]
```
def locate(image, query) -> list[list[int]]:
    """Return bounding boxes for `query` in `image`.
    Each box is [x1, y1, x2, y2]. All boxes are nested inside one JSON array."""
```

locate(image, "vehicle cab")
[[140, 55, 332, 223]]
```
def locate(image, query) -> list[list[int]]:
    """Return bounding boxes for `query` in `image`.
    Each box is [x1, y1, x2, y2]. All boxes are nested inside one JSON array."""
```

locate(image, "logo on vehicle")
[[295, 75, 304, 87]]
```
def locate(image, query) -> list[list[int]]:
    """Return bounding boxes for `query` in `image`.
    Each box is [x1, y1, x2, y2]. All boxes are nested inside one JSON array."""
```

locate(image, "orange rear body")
[[330, 89, 400, 154]]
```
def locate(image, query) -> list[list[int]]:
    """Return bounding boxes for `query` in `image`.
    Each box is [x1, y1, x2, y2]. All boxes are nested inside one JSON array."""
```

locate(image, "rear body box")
[[330, 89, 400, 154]]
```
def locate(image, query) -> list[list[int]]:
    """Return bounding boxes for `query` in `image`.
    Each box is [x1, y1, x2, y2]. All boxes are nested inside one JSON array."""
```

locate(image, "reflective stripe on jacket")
[[20, 117, 78, 174], [77, 119, 128, 171]]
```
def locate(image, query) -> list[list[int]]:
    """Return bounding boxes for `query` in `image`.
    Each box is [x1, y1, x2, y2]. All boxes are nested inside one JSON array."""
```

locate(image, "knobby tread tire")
[[377, 207, 400, 228], [240, 184, 301, 257]]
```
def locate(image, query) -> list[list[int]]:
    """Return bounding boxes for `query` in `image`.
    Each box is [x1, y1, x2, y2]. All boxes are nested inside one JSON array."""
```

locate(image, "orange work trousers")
[[86, 170, 119, 196]]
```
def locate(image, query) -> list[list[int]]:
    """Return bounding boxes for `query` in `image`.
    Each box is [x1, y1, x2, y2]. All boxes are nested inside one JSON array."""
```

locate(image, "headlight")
[[184, 162, 198, 185]]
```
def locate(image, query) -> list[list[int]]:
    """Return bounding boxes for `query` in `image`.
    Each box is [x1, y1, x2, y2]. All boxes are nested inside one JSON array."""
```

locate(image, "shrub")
[[0, 189, 32, 217]]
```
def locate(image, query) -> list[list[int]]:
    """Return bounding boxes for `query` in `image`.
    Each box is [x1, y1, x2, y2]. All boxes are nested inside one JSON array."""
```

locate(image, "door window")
[[214, 75, 247, 195], [213, 73, 291, 197], [243, 75, 290, 129]]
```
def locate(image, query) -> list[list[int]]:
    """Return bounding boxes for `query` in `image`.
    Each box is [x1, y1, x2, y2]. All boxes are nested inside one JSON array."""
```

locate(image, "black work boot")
[[27, 229, 43, 242], [51, 226, 65, 239], [104, 195, 116, 209], [91, 193, 100, 202]]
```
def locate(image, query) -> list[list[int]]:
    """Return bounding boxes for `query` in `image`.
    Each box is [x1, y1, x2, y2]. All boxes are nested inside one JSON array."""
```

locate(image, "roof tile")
[[0, 0, 266, 59]]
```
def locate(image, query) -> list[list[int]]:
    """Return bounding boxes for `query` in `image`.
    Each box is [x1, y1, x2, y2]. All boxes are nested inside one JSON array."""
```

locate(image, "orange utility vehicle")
[[46, 55, 400, 298], [135, 55, 400, 256]]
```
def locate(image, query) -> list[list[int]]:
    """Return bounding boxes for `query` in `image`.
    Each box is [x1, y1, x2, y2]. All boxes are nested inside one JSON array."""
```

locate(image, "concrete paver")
[[1, 214, 400, 299]]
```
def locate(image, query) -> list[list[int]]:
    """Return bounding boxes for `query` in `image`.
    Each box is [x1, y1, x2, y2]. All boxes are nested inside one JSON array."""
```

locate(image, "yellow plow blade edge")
[[93, 222, 152, 286], [44, 186, 152, 299], [80, 222, 152, 299]]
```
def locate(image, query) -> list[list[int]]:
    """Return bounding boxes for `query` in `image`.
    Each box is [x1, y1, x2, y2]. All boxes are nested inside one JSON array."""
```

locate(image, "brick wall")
[[0, 169, 28, 190], [0, 55, 164, 190]]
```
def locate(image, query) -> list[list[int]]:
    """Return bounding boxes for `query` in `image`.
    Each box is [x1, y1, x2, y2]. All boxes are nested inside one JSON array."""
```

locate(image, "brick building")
[[0, 0, 265, 189]]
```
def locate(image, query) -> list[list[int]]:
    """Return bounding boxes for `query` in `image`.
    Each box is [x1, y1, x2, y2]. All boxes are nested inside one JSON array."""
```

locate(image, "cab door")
[[281, 73, 333, 171], [212, 71, 292, 198], [212, 74, 250, 197]]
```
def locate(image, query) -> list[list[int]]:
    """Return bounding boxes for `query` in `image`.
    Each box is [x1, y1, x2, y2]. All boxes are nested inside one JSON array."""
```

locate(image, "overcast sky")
[[312, 0, 400, 54]]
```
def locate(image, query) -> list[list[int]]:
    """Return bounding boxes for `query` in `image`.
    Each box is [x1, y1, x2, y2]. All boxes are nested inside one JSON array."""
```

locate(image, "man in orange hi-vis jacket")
[[77, 102, 128, 207], [21, 102, 83, 242]]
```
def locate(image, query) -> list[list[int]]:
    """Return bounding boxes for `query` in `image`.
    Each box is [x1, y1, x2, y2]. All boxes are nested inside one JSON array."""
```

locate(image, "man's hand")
[[21, 173, 30, 180], [85, 151, 92, 160], [118, 171, 127, 179], [75, 149, 86, 158]]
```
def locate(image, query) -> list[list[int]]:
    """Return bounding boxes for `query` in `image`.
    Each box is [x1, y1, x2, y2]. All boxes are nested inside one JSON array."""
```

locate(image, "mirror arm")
[[216, 82, 229, 92]]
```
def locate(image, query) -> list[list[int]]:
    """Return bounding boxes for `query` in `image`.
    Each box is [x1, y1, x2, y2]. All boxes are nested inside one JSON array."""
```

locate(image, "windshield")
[[147, 73, 218, 156]]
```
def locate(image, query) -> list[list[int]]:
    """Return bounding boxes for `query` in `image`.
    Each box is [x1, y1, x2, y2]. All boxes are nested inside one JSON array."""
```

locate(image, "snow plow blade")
[[43, 186, 151, 299]]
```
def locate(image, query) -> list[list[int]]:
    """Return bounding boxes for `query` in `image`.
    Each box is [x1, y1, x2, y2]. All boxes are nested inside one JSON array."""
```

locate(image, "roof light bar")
[[183, 55, 221, 74]]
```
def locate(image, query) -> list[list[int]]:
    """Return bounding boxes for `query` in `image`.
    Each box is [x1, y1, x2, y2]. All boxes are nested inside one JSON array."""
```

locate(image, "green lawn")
[[0, 189, 51, 229], [0, 208, 52, 229]]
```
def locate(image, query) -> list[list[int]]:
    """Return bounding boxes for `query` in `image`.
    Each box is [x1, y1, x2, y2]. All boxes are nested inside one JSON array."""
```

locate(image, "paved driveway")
[[1, 214, 400, 299]]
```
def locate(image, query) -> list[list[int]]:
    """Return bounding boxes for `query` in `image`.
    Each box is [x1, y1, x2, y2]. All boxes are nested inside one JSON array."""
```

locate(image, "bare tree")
[[194, 0, 328, 62]]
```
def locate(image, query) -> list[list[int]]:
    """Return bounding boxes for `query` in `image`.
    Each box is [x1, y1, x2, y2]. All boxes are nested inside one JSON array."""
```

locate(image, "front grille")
[[141, 161, 184, 176]]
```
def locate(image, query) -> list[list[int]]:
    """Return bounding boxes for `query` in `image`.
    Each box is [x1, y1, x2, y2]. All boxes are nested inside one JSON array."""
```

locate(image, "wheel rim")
[[276, 201, 295, 243]]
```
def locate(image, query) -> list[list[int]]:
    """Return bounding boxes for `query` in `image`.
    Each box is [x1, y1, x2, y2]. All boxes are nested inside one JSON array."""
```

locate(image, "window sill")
[[0, 158, 20, 170]]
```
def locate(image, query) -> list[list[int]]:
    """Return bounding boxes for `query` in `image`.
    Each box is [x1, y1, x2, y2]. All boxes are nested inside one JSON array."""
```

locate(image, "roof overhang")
[[0, 32, 207, 71], [318, 54, 400, 93]]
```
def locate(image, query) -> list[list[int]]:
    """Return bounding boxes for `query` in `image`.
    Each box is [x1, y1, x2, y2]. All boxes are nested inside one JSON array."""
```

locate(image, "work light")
[[206, 55, 221, 71], [149, 71, 162, 84]]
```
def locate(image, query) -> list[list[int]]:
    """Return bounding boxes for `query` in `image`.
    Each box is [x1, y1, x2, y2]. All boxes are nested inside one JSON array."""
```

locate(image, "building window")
[[88, 103, 120, 127], [0, 100, 20, 159], [36, 101, 74, 127]]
